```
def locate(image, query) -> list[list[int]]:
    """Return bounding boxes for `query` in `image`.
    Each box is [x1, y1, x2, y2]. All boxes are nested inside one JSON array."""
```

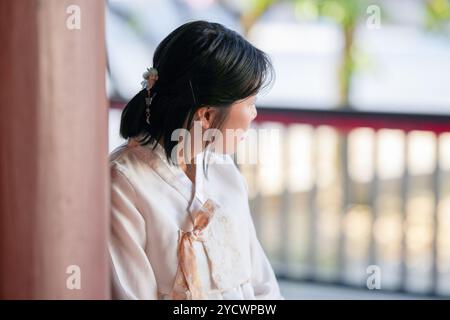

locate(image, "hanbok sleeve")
[[247, 216, 284, 300], [240, 173, 284, 300], [108, 163, 158, 299]]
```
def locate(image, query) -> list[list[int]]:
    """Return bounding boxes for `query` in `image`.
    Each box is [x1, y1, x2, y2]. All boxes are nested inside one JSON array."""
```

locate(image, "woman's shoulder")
[[109, 142, 135, 170], [109, 142, 129, 164], [109, 139, 157, 179], [109, 138, 178, 194]]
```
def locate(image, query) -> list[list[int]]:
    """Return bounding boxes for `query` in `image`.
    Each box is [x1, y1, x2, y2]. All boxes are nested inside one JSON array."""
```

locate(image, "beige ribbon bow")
[[171, 199, 219, 300]]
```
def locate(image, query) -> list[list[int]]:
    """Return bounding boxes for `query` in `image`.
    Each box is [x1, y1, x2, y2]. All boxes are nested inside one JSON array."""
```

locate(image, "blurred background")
[[107, 0, 450, 299]]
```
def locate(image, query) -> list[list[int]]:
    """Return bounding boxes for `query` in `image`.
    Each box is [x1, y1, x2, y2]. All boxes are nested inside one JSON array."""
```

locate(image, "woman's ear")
[[196, 106, 216, 129]]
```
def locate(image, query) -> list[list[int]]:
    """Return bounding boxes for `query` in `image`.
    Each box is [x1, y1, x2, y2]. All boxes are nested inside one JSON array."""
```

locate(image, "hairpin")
[[141, 67, 158, 124]]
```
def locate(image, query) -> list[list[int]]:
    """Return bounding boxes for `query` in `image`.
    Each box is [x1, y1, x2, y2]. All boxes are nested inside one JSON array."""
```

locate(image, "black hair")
[[120, 20, 274, 175]]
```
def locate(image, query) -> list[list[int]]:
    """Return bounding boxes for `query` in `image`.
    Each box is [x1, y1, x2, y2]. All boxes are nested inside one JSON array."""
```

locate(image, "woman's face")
[[208, 95, 258, 154], [225, 95, 258, 133], [192, 95, 258, 156], [223, 95, 258, 132]]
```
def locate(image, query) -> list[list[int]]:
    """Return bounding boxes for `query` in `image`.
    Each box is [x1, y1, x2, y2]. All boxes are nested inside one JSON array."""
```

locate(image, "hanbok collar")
[[127, 136, 208, 212]]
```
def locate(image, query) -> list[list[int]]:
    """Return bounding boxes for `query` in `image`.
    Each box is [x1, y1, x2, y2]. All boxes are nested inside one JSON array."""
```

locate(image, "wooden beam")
[[0, 0, 109, 299]]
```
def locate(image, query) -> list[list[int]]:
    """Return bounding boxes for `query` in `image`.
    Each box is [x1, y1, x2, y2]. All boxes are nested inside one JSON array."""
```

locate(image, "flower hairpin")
[[141, 67, 158, 124], [141, 67, 159, 90]]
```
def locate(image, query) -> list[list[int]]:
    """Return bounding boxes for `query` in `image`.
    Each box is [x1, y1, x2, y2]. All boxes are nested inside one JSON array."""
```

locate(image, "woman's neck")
[[158, 137, 199, 185]]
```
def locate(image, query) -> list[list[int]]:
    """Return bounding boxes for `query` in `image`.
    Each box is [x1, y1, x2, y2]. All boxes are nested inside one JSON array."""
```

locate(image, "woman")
[[109, 20, 282, 300]]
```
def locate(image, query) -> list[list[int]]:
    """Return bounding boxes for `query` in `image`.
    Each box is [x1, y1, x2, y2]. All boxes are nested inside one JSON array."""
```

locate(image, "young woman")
[[109, 20, 283, 300]]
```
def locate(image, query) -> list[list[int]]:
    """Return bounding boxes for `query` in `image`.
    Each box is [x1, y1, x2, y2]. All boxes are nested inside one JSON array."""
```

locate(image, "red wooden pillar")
[[0, 0, 109, 299]]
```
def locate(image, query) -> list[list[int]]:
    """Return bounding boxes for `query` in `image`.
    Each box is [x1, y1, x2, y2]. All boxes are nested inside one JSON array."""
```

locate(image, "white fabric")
[[108, 138, 283, 300]]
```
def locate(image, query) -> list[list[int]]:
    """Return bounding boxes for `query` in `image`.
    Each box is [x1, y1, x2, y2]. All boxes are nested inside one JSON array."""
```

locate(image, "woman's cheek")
[[243, 108, 255, 131], [218, 104, 254, 152]]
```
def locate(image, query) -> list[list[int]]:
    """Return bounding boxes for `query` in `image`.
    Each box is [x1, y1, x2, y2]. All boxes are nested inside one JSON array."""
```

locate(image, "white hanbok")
[[108, 137, 283, 300]]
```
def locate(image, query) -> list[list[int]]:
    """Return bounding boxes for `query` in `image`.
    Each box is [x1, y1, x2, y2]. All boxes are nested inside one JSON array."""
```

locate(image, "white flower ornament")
[[141, 67, 158, 125], [141, 67, 159, 90]]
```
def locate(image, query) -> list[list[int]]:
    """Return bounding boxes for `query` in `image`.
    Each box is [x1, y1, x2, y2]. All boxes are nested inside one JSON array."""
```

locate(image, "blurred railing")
[[110, 101, 450, 297], [236, 107, 450, 298]]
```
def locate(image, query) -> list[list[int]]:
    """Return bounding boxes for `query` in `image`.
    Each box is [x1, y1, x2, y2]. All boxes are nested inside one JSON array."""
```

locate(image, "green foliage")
[[425, 0, 450, 32], [294, 0, 373, 27]]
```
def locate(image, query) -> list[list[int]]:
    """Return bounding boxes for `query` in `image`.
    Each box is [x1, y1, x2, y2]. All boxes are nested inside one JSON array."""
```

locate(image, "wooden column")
[[0, 0, 109, 299]]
